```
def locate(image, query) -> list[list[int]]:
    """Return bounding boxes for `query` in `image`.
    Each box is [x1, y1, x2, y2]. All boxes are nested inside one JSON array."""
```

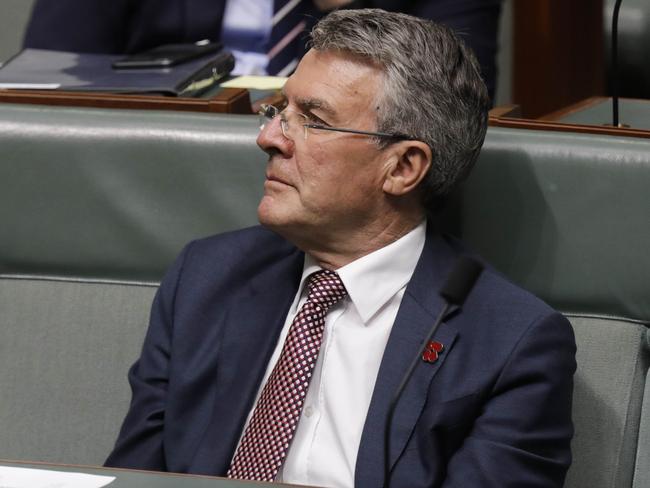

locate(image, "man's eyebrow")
[[294, 96, 337, 118]]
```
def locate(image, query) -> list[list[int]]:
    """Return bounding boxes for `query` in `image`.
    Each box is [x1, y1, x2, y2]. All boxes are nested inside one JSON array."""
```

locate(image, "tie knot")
[[306, 270, 347, 311]]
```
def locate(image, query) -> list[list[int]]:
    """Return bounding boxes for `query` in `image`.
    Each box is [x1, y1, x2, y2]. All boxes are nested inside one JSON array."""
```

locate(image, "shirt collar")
[[297, 221, 427, 324]]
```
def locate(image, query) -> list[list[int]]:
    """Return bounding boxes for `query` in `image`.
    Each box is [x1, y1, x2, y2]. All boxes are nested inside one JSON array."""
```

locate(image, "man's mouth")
[[265, 173, 291, 186]]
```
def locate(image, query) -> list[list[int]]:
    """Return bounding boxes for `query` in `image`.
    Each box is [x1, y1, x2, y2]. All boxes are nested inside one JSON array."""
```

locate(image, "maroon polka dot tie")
[[227, 270, 347, 482]]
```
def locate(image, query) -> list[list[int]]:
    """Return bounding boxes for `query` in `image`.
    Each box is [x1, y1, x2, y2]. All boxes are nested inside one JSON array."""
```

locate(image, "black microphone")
[[439, 256, 484, 306], [611, 0, 624, 127], [383, 256, 483, 488]]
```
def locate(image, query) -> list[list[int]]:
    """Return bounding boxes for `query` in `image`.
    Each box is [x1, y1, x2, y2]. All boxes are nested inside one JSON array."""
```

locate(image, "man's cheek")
[[305, 140, 329, 166]]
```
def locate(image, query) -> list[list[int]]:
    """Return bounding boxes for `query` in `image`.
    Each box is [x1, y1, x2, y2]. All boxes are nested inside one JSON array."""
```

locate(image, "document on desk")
[[0, 466, 115, 488]]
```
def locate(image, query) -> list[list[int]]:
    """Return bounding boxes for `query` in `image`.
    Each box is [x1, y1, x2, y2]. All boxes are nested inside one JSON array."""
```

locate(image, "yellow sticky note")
[[221, 75, 288, 90]]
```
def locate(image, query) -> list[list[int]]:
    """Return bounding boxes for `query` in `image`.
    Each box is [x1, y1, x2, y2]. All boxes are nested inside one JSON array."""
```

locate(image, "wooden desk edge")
[[489, 114, 650, 139], [488, 104, 521, 119], [0, 87, 253, 114], [537, 96, 607, 121]]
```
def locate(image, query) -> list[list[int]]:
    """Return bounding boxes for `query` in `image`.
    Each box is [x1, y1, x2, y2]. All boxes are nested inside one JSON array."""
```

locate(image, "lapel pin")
[[422, 341, 444, 363]]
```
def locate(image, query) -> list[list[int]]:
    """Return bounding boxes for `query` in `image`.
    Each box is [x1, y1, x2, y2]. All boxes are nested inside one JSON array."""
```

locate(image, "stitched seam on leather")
[[0, 273, 159, 287], [615, 334, 648, 486]]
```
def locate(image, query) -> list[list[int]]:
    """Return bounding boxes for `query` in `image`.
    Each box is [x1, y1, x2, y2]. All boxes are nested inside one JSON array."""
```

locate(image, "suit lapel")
[[190, 246, 304, 474], [355, 229, 461, 488]]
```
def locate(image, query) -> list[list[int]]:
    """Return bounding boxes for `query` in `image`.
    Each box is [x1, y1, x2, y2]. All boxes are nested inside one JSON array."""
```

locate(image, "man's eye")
[[305, 112, 327, 125]]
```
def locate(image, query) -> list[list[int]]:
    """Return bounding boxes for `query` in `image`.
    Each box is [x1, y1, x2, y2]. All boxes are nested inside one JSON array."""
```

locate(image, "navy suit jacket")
[[105, 225, 576, 487]]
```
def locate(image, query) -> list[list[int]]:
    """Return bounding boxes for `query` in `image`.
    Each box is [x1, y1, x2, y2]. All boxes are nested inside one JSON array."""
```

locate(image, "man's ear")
[[382, 141, 432, 196]]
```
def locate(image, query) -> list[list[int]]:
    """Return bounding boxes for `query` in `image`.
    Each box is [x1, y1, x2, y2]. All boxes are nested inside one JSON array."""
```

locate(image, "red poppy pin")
[[422, 341, 444, 363]]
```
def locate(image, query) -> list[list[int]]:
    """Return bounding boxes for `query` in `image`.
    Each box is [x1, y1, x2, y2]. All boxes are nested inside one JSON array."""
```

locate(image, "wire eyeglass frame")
[[258, 103, 414, 142]]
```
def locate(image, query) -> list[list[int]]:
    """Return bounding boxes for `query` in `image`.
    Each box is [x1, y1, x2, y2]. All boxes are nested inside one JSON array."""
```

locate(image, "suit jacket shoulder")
[[180, 225, 301, 287]]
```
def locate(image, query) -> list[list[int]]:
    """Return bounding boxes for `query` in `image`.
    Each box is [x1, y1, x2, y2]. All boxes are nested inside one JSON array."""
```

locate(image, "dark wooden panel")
[[513, 0, 605, 118]]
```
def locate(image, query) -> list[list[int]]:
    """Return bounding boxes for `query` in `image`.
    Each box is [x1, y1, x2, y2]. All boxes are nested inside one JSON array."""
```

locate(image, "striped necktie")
[[266, 0, 308, 76], [227, 270, 347, 482]]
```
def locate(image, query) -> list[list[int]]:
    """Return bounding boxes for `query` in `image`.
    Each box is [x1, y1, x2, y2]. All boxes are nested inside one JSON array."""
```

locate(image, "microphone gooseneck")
[[383, 256, 483, 488], [611, 0, 624, 127]]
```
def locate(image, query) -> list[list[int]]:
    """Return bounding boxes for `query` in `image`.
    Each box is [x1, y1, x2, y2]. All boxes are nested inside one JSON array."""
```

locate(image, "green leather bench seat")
[[0, 104, 265, 281], [0, 278, 156, 464], [451, 127, 649, 323], [0, 103, 648, 487]]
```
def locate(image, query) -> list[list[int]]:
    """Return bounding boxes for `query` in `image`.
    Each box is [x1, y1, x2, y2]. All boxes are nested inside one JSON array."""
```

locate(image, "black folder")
[[0, 48, 235, 96]]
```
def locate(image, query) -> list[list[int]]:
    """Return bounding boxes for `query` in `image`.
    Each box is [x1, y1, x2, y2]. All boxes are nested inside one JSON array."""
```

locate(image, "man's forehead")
[[281, 78, 340, 120], [282, 50, 383, 118]]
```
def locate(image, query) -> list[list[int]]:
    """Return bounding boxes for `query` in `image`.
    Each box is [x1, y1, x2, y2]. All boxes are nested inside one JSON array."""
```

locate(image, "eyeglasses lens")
[[258, 105, 308, 141]]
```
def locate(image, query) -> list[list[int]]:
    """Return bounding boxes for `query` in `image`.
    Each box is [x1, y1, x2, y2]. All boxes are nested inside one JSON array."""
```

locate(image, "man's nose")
[[257, 116, 294, 156]]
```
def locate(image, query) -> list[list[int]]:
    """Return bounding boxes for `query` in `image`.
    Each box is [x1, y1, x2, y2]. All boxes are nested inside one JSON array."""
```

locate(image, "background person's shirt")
[[221, 0, 273, 75]]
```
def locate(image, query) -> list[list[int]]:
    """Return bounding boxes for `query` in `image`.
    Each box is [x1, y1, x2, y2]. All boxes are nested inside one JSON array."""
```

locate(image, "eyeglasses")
[[258, 104, 414, 142]]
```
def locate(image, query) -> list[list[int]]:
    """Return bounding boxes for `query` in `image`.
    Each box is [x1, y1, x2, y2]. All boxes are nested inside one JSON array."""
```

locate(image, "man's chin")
[[257, 200, 288, 230], [257, 203, 309, 244]]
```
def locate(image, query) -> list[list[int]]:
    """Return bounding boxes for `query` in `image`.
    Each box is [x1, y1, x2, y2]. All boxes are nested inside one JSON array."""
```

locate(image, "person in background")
[[105, 8, 575, 487], [23, 0, 327, 76], [23, 0, 501, 96]]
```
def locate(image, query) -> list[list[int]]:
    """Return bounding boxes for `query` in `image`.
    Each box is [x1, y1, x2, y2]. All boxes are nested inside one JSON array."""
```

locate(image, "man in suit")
[[106, 9, 576, 487], [23, 0, 501, 95], [22, 0, 322, 76]]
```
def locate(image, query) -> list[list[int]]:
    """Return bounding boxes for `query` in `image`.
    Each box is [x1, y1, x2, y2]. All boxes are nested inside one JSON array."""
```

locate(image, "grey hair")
[[309, 8, 489, 212]]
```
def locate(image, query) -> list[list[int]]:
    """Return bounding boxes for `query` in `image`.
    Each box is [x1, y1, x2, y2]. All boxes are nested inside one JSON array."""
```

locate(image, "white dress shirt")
[[221, 0, 273, 75], [235, 221, 427, 488]]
